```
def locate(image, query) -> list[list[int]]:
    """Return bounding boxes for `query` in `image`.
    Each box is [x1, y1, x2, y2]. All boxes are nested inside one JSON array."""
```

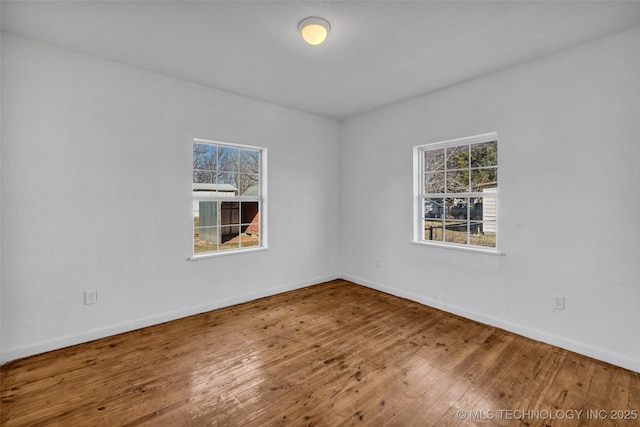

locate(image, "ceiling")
[[3, 1, 640, 120]]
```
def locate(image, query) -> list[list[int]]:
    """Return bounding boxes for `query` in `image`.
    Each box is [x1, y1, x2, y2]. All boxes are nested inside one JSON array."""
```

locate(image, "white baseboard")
[[340, 274, 640, 374], [1, 274, 340, 364], [4, 273, 638, 374]]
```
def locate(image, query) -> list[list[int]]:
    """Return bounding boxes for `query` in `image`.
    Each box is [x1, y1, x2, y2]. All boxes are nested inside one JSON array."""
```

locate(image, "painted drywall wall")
[[339, 27, 640, 372], [0, 34, 341, 362], [2, 26, 639, 374], [0, 29, 4, 361]]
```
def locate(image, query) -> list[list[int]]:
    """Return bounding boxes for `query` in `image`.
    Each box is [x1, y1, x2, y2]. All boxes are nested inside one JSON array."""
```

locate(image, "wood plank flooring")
[[2, 279, 639, 426]]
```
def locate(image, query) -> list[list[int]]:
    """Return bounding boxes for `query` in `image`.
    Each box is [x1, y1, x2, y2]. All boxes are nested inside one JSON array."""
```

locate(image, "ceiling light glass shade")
[[298, 17, 331, 45]]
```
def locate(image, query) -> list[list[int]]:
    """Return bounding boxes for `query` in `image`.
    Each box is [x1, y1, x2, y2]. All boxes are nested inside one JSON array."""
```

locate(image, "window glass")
[[416, 135, 498, 252], [193, 141, 264, 256]]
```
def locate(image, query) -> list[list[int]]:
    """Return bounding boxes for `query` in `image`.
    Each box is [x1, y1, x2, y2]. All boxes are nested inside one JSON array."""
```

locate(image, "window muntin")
[[193, 140, 265, 255], [416, 133, 498, 251]]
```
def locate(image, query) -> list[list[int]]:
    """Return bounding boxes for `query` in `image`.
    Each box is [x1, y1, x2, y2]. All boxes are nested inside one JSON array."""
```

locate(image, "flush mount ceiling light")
[[298, 17, 331, 46]]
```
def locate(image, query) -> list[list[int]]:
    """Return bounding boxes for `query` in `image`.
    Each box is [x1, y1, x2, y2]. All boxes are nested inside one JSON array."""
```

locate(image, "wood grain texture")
[[2, 280, 639, 426]]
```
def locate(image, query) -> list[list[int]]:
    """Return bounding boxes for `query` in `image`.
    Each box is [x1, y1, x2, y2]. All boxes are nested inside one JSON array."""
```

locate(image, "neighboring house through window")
[[414, 133, 498, 252], [192, 139, 266, 256]]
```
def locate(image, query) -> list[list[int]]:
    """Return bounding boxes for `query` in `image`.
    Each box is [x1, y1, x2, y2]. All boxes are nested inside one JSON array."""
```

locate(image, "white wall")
[[2, 27, 640, 373], [339, 27, 640, 372], [0, 34, 340, 362], [0, 28, 4, 361]]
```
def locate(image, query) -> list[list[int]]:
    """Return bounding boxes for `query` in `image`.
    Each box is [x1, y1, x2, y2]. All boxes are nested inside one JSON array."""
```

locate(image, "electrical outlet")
[[552, 295, 565, 310], [85, 289, 98, 305], [374, 258, 381, 268]]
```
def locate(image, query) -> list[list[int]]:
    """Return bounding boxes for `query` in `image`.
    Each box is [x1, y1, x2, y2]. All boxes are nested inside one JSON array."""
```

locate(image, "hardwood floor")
[[2, 279, 639, 426]]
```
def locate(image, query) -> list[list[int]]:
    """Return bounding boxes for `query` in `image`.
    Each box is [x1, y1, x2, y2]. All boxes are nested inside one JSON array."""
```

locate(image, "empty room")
[[1, 1, 640, 425]]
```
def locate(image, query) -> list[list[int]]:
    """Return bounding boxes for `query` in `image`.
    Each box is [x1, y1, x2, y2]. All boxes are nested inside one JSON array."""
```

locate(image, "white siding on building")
[[482, 187, 497, 234]]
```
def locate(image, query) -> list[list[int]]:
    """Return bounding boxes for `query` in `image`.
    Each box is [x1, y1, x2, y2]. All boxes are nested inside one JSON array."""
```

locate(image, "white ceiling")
[[3, 1, 640, 120]]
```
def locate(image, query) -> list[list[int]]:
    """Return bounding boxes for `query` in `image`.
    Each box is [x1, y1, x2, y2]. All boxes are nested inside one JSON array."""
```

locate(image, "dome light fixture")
[[298, 17, 331, 46]]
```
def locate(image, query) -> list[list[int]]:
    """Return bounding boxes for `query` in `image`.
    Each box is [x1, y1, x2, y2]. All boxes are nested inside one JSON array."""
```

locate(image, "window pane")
[[471, 141, 497, 167], [219, 201, 240, 251], [469, 220, 483, 236], [218, 172, 238, 196], [424, 172, 444, 193], [218, 146, 239, 172], [446, 145, 468, 169], [221, 201, 239, 222], [444, 221, 467, 244], [193, 144, 217, 171], [240, 202, 259, 248], [240, 234, 259, 248], [193, 170, 216, 185], [469, 197, 484, 222], [478, 195, 497, 232], [197, 201, 218, 227], [448, 197, 468, 220], [239, 149, 260, 173], [446, 170, 469, 193], [424, 197, 445, 219], [240, 202, 259, 224], [470, 195, 496, 248], [424, 219, 444, 241], [424, 149, 445, 171], [471, 168, 497, 192], [219, 232, 240, 251], [194, 201, 219, 253], [194, 226, 218, 253], [238, 174, 260, 196], [470, 230, 496, 248]]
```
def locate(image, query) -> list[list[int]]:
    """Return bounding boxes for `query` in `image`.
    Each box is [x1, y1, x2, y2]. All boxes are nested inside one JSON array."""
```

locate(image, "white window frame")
[[413, 132, 499, 254], [190, 138, 267, 260]]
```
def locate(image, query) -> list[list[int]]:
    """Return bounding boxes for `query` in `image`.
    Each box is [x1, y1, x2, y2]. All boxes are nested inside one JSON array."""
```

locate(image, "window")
[[192, 139, 266, 256], [414, 133, 498, 252]]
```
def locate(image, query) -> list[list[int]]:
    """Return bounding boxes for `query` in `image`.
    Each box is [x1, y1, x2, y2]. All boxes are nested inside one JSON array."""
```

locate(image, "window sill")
[[188, 246, 268, 261], [412, 240, 504, 256]]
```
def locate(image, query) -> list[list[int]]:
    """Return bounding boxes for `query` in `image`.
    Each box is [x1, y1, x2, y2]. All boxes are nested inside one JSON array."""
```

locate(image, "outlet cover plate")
[[85, 289, 98, 305], [552, 295, 565, 310]]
